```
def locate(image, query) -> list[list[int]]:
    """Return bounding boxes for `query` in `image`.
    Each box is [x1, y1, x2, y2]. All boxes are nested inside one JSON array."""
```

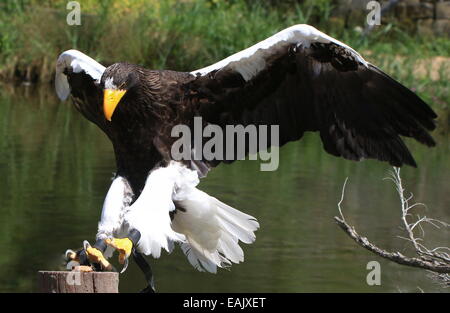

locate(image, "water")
[[0, 85, 448, 293]]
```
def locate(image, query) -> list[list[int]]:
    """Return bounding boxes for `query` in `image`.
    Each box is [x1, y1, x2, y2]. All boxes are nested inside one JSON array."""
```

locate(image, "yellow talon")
[[105, 238, 133, 264], [85, 246, 112, 271]]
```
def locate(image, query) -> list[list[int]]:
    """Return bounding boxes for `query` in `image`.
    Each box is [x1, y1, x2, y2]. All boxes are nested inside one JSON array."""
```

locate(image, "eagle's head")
[[101, 63, 140, 122]]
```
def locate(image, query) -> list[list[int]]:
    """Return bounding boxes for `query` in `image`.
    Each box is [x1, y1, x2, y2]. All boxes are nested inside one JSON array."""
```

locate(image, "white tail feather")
[[214, 198, 258, 244]]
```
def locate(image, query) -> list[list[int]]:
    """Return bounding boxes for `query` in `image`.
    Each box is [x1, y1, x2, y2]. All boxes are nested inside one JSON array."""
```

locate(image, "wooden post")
[[37, 271, 119, 293]]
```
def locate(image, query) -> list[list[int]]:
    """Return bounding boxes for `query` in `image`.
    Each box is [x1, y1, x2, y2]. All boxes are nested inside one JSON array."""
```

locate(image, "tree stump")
[[37, 271, 119, 293]]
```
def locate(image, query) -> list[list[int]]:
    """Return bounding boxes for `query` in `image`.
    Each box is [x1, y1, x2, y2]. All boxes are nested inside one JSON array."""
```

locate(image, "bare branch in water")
[[334, 168, 450, 287]]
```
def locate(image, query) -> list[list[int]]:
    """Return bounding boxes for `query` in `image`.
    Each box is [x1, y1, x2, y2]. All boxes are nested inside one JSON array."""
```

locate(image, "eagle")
[[56, 25, 436, 292]]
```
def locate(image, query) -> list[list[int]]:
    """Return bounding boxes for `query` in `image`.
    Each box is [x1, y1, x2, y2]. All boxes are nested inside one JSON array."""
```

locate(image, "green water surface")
[[0, 86, 448, 293]]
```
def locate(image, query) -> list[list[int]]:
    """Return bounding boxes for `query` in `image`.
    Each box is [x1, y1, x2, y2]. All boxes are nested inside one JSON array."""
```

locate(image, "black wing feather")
[[187, 42, 437, 168]]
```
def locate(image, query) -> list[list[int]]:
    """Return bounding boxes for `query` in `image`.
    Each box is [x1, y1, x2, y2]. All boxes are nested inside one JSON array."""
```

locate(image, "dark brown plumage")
[[62, 39, 437, 197]]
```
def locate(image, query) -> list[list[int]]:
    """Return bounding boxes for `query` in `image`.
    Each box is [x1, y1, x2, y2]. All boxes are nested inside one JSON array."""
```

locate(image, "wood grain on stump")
[[37, 271, 119, 293]]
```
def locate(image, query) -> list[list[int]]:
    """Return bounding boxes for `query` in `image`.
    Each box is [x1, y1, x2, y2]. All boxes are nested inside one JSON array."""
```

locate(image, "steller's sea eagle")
[[55, 25, 437, 292]]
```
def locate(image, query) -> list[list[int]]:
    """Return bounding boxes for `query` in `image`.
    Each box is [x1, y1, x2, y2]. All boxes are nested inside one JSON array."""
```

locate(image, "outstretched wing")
[[186, 24, 436, 168], [55, 50, 107, 131]]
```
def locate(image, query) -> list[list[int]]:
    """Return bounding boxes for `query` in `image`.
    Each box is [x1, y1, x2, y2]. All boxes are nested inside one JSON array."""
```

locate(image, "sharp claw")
[[65, 249, 77, 261], [83, 240, 91, 251], [64, 247, 85, 271]]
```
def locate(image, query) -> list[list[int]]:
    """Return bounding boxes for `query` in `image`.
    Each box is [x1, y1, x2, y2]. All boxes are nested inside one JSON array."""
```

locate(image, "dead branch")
[[334, 168, 450, 284]]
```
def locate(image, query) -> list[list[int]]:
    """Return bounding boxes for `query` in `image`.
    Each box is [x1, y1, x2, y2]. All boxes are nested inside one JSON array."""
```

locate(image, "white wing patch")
[[55, 49, 106, 100], [191, 24, 368, 81]]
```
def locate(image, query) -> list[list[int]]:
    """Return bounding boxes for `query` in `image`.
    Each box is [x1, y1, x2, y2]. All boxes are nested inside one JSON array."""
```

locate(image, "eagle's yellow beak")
[[103, 89, 127, 121]]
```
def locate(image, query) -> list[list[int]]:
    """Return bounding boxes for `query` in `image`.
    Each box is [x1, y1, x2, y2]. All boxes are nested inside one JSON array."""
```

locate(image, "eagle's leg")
[[133, 249, 156, 293], [105, 229, 155, 292]]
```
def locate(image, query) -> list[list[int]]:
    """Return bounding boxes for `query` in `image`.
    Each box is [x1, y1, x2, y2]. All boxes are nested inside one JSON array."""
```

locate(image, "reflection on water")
[[0, 86, 448, 293]]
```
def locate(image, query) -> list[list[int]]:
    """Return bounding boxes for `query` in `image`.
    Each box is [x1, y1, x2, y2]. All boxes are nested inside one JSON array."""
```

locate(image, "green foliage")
[[0, 0, 448, 111]]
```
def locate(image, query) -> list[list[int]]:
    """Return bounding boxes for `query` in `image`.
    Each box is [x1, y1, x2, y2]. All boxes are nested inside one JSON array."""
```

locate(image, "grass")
[[0, 0, 448, 115]]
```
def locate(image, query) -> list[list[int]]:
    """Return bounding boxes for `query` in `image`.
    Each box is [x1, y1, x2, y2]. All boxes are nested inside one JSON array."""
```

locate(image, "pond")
[[0, 85, 448, 293]]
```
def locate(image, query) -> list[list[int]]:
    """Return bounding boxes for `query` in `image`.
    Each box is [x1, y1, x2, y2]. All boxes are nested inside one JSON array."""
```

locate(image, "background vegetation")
[[0, 0, 448, 121]]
